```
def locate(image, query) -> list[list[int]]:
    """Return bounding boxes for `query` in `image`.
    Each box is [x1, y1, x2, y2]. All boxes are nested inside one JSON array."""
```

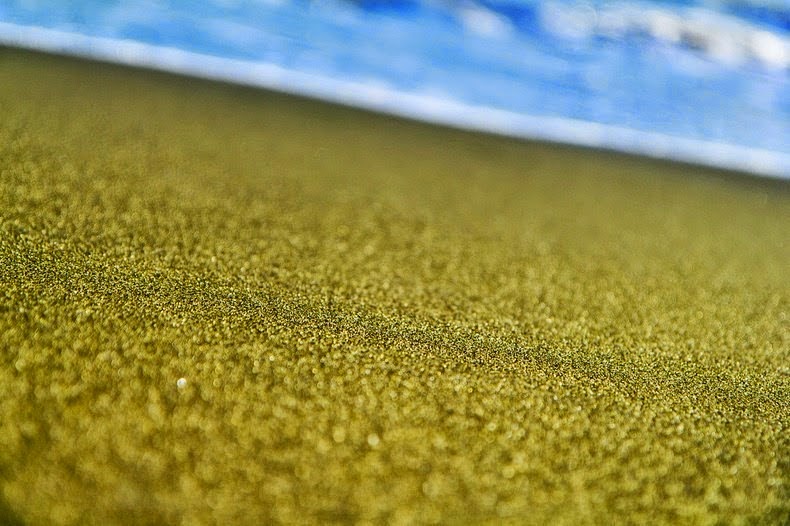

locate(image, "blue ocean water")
[[1, 1, 788, 177]]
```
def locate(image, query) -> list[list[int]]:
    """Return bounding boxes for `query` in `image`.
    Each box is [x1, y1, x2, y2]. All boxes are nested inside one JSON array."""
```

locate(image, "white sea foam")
[[1, 21, 788, 179]]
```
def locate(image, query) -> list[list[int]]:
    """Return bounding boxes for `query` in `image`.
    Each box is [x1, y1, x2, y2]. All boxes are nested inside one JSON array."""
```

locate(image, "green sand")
[[1, 48, 788, 525]]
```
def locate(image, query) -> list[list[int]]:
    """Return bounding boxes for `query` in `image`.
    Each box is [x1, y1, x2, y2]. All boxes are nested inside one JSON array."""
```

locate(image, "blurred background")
[[1, 0, 788, 177]]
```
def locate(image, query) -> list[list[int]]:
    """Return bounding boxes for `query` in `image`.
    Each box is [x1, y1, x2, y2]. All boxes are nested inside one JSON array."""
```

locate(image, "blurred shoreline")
[[1, 1, 788, 178]]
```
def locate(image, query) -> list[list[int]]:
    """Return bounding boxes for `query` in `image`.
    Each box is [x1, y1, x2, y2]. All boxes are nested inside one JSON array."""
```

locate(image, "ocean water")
[[1, 1, 788, 178]]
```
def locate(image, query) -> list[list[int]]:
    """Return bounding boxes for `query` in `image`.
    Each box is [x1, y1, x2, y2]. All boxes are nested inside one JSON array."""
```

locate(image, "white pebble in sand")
[[176, 378, 187, 389]]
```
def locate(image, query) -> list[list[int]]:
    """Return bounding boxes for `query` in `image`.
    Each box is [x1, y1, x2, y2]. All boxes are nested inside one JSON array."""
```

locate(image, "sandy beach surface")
[[1, 48, 788, 524]]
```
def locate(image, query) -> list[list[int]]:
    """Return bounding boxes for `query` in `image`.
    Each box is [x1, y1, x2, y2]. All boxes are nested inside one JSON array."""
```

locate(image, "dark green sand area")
[[1, 48, 788, 525]]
